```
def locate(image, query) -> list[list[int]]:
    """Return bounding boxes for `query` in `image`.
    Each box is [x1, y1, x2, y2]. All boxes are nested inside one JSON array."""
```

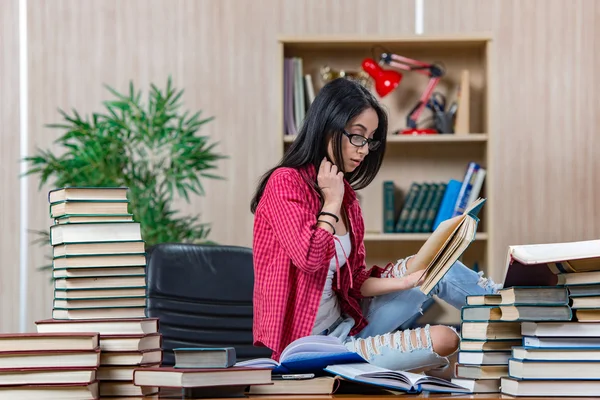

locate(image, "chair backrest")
[[145, 242, 272, 365]]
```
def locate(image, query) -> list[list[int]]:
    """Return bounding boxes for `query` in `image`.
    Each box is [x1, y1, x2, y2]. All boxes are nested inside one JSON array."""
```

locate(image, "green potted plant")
[[23, 77, 226, 268]]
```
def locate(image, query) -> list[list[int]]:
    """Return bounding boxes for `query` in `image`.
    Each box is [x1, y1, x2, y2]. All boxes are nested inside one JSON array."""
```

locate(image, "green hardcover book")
[[421, 182, 447, 232], [404, 183, 431, 233], [49, 200, 130, 219], [382, 181, 396, 233], [414, 183, 438, 233], [394, 182, 421, 232]]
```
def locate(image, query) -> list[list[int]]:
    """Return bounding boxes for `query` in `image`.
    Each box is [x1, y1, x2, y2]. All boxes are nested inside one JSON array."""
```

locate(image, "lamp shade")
[[361, 58, 402, 97]]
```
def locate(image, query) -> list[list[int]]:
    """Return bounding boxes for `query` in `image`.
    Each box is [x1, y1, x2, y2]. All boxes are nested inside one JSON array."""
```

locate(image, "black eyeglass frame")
[[342, 130, 382, 151]]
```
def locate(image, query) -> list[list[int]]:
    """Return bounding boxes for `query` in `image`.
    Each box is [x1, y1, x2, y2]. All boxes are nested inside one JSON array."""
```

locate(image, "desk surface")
[[105, 390, 590, 400], [98, 395, 593, 400]]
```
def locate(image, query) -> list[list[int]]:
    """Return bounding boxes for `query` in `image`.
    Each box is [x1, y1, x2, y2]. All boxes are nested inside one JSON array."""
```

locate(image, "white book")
[[451, 378, 500, 393], [50, 222, 142, 245], [324, 363, 469, 394], [466, 168, 486, 206], [502, 377, 600, 397]]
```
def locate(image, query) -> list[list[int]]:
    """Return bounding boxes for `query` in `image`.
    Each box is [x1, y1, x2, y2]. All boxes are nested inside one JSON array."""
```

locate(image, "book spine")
[[466, 168, 486, 206], [432, 179, 462, 230], [405, 183, 430, 233], [452, 162, 481, 217], [382, 181, 396, 233], [395, 183, 421, 232], [422, 182, 447, 232], [415, 183, 437, 233]]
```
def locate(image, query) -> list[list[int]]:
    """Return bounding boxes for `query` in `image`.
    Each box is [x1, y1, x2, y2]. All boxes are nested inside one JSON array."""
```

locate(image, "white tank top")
[[311, 233, 352, 334]]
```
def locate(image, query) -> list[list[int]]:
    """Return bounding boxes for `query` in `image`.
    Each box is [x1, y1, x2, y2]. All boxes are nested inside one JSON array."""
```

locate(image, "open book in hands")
[[411, 197, 485, 294], [234, 335, 365, 374], [324, 363, 470, 394]]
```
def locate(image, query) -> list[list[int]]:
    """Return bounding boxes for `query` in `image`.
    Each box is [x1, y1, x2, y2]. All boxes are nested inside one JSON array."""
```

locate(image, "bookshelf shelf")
[[364, 232, 488, 242], [278, 35, 493, 324], [284, 134, 488, 144]]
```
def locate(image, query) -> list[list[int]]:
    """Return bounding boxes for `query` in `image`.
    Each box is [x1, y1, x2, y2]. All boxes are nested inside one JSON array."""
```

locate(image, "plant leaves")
[[22, 78, 226, 259]]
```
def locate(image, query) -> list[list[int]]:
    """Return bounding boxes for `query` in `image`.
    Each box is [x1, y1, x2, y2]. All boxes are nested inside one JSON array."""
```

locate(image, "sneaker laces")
[[476, 270, 503, 292]]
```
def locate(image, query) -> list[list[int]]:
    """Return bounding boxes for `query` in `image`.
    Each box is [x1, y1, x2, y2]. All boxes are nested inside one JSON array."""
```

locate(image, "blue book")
[[452, 162, 481, 217], [234, 335, 365, 374], [432, 179, 461, 230]]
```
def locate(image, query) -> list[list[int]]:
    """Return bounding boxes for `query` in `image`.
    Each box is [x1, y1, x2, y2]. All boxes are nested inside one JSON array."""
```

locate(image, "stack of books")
[[38, 186, 163, 397], [451, 293, 521, 393], [133, 347, 272, 397], [498, 239, 600, 396], [35, 319, 161, 397], [0, 333, 100, 399], [48, 187, 147, 320]]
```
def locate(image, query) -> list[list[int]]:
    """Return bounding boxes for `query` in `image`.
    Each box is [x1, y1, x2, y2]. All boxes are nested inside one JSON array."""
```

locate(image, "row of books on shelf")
[[383, 161, 486, 233], [452, 238, 600, 396], [283, 56, 316, 136]]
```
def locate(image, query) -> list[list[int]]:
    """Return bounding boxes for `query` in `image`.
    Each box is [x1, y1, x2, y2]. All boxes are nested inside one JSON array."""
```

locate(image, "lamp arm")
[[384, 53, 434, 77], [381, 52, 445, 129], [404, 76, 440, 128]]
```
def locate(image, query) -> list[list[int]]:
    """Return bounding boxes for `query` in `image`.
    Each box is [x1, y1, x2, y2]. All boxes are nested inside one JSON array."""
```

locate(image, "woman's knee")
[[427, 325, 459, 357]]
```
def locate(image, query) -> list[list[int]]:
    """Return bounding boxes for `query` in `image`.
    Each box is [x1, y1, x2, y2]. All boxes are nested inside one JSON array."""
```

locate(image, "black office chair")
[[145, 243, 272, 365]]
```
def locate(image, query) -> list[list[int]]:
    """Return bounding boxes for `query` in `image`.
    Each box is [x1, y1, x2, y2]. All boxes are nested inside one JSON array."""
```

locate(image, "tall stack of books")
[[451, 236, 581, 395], [498, 239, 600, 397], [36, 186, 163, 397], [451, 293, 521, 393], [0, 333, 100, 399]]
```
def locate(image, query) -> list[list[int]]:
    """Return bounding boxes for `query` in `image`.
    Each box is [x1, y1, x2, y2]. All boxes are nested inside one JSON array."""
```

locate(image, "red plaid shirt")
[[252, 165, 384, 361]]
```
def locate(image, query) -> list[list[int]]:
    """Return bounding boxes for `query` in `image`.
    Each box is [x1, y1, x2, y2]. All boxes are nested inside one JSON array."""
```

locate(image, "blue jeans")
[[324, 259, 500, 372]]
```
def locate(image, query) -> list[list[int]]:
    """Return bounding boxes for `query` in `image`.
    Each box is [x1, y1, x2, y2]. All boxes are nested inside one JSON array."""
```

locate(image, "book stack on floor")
[[0, 333, 100, 399], [498, 239, 600, 397], [133, 346, 272, 397], [39, 186, 163, 397]]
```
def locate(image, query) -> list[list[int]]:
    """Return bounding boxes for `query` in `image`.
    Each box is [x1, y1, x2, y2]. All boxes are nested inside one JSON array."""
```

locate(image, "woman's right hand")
[[318, 158, 345, 207]]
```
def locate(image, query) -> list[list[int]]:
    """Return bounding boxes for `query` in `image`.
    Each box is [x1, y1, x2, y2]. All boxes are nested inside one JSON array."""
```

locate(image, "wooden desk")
[[111, 389, 587, 400], [97, 395, 592, 400]]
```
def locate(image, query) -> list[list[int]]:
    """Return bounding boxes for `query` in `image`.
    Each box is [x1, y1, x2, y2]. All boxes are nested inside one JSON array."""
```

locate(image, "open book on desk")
[[502, 239, 600, 288], [234, 335, 365, 374], [324, 363, 470, 394], [412, 197, 485, 294]]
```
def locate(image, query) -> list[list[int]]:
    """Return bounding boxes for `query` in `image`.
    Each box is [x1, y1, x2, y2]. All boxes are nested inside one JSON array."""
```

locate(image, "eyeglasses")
[[342, 131, 382, 151]]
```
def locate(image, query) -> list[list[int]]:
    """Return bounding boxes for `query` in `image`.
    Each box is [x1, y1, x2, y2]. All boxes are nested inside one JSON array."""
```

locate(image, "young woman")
[[250, 78, 500, 372]]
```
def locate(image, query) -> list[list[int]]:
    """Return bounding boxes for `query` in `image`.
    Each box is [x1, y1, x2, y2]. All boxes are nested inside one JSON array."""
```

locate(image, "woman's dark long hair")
[[250, 78, 388, 214]]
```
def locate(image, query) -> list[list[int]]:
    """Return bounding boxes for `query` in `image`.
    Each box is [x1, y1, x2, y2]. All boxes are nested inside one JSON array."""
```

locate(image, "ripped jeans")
[[321, 258, 500, 372]]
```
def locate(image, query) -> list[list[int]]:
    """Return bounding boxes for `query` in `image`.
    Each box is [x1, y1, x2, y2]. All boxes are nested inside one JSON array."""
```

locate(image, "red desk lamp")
[[362, 51, 445, 134]]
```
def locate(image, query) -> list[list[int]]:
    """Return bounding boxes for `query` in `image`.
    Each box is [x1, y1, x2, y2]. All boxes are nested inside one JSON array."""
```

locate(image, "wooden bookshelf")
[[277, 35, 493, 324], [284, 134, 489, 144]]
